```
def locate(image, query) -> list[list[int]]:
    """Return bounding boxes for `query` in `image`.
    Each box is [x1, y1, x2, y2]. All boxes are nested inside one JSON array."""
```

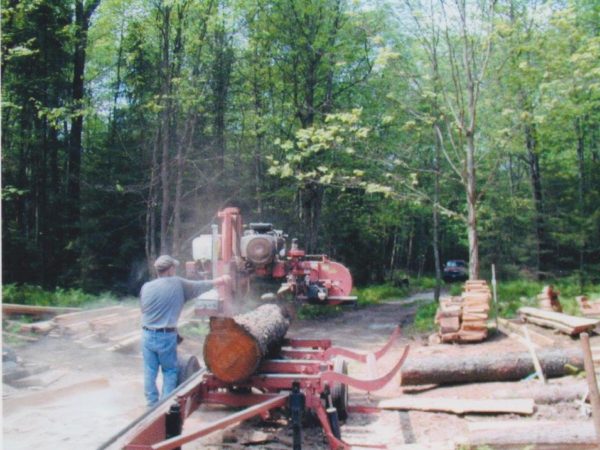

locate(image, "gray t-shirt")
[[140, 276, 214, 328]]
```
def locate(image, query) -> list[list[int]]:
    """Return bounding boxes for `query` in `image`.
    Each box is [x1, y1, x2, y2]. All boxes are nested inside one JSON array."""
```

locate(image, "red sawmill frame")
[[101, 326, 409, 450]]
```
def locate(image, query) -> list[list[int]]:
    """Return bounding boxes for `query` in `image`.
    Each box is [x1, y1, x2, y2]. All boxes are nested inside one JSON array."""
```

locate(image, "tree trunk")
[[525, 121, 545, 277], [466, 133, 479, 280], [400, 348, 583, 386], [67, 0, 100, 275], [203, 304, 290, 383], [158, 4, 172, 255], [433, 130, 442, 301]]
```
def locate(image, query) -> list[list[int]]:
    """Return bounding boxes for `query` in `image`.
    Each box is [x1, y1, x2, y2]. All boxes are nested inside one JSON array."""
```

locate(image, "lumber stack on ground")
[[537, 285, 562, 312], [378, 397, 535, 415], [435, 280, 491, 343], [400, 348, 584, 386], [519, 306, 599, 335], [203, 304, 290, 383]]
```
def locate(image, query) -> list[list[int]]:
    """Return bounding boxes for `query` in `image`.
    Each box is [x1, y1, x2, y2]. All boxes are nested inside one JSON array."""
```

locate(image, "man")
[[140, 254, 230, 407]]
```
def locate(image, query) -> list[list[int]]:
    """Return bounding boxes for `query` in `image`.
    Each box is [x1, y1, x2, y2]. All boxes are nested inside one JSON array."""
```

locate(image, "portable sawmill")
[[185, 207, 357, 316]]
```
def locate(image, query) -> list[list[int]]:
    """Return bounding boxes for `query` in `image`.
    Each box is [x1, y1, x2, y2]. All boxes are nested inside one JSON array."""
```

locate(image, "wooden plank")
[[522, 316, 578, 335], [379, 397, 535, 415], [581, 333, 600, 445], [519, 306, 599, 327], [519, 307, 599, 335], [2, 303, 81, 316], [53, 306, 125, 324], [497, 317, 555, 346]]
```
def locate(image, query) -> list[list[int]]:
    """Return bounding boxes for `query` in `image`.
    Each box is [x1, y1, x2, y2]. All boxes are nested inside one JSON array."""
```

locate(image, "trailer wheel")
[[331, 358, 348, 421], [177, 353, 201, 386]]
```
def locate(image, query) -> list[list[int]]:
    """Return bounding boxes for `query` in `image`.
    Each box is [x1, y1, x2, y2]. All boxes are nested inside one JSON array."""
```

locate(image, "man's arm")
[[180, 276, 231, 302]]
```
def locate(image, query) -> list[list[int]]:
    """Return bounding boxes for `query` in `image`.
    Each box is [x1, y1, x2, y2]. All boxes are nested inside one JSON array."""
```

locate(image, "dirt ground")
[[3, 291, 599, 449]]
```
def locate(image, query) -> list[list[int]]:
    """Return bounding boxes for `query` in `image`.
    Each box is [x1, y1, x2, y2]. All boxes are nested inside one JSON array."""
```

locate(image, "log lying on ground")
[[379, 397, 535, 415], [2, 303, 81, 317], [464, 421, 597, 446], [519, 306, 599, 335], [400, 348, 583, 386], [203, 304, 290, 383], [405, 379, 587, 404]]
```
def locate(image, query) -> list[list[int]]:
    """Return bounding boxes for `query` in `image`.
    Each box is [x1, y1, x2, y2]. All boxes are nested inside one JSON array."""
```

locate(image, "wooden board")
[[519, 307, 599, 335], [379, 397, 535, 415]]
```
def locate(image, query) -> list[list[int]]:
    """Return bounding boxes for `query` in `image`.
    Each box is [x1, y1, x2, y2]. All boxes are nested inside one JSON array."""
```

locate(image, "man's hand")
[[214, 274, 232, 287]]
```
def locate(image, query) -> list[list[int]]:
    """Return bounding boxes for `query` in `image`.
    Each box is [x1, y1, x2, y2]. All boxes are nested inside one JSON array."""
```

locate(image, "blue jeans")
[[142, 329, 178, 407]]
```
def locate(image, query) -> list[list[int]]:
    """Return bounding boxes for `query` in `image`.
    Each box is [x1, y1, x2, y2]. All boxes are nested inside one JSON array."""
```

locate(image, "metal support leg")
[[165, 403, 182, 450], [289, 381, 305, 450]]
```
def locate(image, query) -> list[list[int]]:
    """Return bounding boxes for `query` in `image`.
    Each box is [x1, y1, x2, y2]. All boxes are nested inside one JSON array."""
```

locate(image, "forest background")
[[2, 0, 599, 300]]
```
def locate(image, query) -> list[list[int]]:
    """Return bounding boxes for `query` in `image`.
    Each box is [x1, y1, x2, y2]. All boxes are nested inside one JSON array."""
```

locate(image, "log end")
[[203, 317, 261, 383]]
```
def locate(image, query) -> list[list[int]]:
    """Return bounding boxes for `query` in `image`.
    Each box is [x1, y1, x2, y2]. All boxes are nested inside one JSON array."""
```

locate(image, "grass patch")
[[2, 283, 119, 308], [485, 278, 600, 318], [297, 304, 342, 320], [353, 284, 410, 306], [413, 301, 438, 332], [179, 321, 209, 338]]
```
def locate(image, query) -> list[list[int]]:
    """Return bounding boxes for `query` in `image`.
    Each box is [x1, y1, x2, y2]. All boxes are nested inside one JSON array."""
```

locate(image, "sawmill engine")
[[240, 223, 286, 276]]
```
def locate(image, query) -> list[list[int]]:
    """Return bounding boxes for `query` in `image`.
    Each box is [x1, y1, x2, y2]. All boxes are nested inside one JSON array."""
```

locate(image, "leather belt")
[[142, 326, 177, 333]]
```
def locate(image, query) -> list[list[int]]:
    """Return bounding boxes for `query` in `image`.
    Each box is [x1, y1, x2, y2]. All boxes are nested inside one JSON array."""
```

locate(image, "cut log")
[[2, 303, 81, 317], [203, 304, 290, 383], [519, 306, 599, 335], [465, 421, 597, 446], [400, 348, 584, 386], [20, 320, 56, 334], [379, 397, 535, 415]]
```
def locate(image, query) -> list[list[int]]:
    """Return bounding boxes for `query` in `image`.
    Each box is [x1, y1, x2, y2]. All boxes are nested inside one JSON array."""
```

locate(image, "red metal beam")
[[150, 394, 288, 450]]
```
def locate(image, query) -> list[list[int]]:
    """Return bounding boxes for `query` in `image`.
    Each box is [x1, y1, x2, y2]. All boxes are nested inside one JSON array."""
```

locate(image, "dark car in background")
[[443, 259, 468, 282]]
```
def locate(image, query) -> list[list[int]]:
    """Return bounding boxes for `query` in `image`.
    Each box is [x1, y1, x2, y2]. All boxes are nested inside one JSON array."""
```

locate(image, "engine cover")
[[241, 234, 277, 266]]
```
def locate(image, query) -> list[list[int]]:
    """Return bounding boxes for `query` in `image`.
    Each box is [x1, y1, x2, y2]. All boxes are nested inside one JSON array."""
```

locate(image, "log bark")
[[465, 421, 597, 446], [203, 304, 290, 383], [400, 348, 583, 386]]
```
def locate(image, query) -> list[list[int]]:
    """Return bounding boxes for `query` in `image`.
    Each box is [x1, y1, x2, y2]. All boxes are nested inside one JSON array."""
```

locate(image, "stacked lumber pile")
[[435, 280, 491, 343], [577, 295, 600, 317], [6, 305, 144, 352], [519, 306, 599, 336], [537, 285, 562, 312]]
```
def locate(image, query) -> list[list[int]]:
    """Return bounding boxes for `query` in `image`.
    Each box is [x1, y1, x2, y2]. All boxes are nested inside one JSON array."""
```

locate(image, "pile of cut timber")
[[7, 305, 144, 352], [577, 295, 600, 317], [519, 306, 599, 336], [203, 304, 290, 383], [537, 285, 562, 312], [435, 280, 491, 343]]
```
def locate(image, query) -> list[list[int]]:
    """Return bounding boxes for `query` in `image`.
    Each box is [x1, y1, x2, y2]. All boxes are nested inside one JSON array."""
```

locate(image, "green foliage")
[[493, 278, 600, 318], [2, 284, 118, 307], [179, 321, 209, 338], [354, 284, 409, 306], [2, 0, 600, 296], [297, 304, 342, 320], [413, 302, 438, 332]]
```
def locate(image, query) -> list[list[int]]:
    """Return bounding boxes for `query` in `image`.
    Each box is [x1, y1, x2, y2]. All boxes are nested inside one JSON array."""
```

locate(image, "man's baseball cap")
[[154, 255, 180, 272]]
